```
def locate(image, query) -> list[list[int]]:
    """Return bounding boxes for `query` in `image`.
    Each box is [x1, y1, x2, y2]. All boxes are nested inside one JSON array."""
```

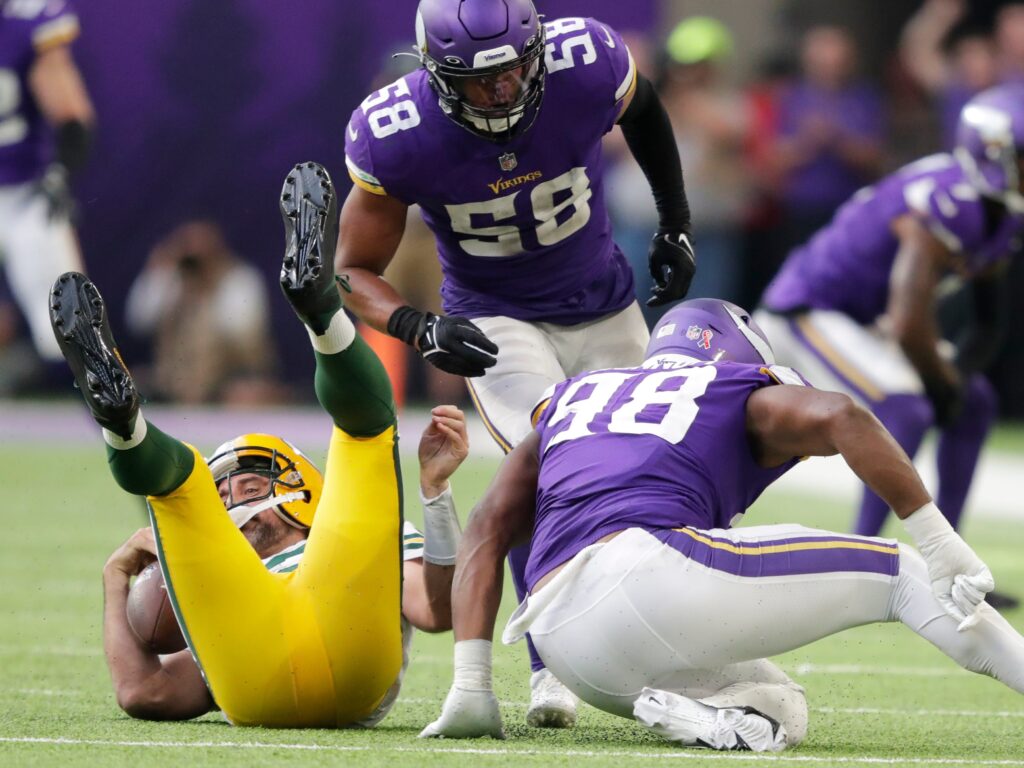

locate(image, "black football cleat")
[[49, 272, 139, 439], [280, 161, 345, 334]]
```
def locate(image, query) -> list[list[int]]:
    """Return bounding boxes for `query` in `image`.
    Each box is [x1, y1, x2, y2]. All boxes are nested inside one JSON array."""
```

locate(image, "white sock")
[[306, 309, 356, 355], [102, 409, 147, 450]]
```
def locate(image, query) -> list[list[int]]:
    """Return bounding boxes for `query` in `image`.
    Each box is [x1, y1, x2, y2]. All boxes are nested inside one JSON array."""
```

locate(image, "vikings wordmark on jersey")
[[345, 17, 639, 325]]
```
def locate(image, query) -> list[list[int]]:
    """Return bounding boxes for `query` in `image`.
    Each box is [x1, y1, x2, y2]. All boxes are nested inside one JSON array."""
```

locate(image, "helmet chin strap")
[[228, 492, 305, 529]]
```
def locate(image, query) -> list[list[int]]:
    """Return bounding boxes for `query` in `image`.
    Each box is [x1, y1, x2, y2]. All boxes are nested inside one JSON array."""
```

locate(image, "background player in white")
[[422, 299, 1023, 751], [338, 0, 695, 726], [0, 0, 94, 361]]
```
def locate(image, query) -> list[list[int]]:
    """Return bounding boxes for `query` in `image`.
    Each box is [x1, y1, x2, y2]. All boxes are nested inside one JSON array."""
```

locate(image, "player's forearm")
[[618, 74, 691, 233], [421, 562, 455, 632], [101, 568, 167, 706], [335, 267, 406, 333], [827, 400, 932, 519], [451, 531, 506, 642]]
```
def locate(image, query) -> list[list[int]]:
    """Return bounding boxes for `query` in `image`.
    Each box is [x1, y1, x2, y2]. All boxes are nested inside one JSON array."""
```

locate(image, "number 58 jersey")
[[525, 359, 807, 590], [345, 17, 638, 325]]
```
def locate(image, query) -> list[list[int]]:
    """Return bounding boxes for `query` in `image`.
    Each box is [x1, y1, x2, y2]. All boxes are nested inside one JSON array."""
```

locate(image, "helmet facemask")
[[418, 10, 546, 142], [209, 444, 316, 530]]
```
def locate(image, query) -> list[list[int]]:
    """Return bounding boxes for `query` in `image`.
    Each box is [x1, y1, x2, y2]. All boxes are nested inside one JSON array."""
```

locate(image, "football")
[[126, 562, 186, 654]]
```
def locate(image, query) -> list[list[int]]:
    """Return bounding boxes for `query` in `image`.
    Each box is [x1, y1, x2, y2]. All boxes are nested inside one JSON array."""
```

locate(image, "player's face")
[[217, 472, 272, 510], [239, 508, 293, 555], [453, 65, 527, 108]]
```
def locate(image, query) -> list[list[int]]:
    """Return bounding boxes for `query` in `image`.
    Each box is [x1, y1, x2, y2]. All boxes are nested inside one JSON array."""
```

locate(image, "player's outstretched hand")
[[34, 163, 76, 222], [902, 503, 994, 630], [419, 405, 470, 493], [419, 684, 505, 739], [647, 230, 696, 307]]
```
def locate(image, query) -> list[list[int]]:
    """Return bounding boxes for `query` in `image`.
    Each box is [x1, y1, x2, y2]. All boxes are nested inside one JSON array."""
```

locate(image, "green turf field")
[[1, 442, 1022, 767]]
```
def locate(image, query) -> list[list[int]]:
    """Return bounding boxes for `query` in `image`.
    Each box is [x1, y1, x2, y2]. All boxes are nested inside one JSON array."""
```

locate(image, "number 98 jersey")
[[0, 0, 80, 185], [524, 359, 808, 591], [345, 17, 638, 325]]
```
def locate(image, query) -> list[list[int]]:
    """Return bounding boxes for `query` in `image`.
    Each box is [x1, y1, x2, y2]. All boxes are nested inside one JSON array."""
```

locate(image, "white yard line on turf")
[[792, 663, 964, 677], [1, 736, 1023, 765]]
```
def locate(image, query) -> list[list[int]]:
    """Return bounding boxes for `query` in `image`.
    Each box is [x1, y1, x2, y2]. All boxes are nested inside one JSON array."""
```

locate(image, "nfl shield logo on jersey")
[[498, 152, 518, 172]]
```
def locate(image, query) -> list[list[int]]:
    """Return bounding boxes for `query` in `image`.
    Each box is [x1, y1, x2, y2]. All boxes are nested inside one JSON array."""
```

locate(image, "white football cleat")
[[526, 669, 578, 728], [634, 687, 787, 752]]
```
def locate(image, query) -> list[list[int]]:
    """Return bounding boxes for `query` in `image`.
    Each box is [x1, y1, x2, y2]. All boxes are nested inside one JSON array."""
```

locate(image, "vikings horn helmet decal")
[[207, 434, 323, 530], [646, 298, 775, 365], [416, 0, 546, 141]]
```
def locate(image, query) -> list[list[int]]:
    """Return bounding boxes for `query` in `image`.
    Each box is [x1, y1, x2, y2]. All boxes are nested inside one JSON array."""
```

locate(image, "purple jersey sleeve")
[[903, 172, 999, 271], [544, 18, 636, 134], [27, 0, 80, 51]]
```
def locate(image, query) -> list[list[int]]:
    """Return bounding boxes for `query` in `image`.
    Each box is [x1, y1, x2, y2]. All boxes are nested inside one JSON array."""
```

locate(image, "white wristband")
[[421, 484, 461, 566], [453, 639, 493, 691], [901, 501, 953, 545]]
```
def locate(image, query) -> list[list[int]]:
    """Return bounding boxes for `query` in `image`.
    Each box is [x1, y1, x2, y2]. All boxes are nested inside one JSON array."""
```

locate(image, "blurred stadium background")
[[5, 0, 1024, 415]]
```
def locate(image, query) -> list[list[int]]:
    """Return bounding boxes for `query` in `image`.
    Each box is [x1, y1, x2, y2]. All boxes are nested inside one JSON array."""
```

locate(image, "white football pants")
[[468, 302, 649, 451], [506, 527, 1024, 741], [0, 181, 82, 361]]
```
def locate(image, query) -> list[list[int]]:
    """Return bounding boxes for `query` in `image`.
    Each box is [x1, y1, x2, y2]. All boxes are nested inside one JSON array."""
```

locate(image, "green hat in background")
[[666, 16, 733, 65]]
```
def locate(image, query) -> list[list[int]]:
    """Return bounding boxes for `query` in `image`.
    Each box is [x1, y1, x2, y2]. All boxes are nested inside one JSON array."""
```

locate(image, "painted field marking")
[[2, 736, 1024, 766]]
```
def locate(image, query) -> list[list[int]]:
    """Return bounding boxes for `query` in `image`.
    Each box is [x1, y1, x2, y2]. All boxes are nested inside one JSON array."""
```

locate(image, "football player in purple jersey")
[[756, 85, 1024, 585], [338, 0, 694, 726], [421, 298, 1024, 751], [0, 0, 94, 362]]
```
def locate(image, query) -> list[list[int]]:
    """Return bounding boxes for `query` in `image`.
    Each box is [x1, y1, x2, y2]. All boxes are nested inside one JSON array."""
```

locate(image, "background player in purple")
[[337, 0, 694, 726], [0, 0, 94, 362], [421, 298, 1024, 751], [756, 85, 1024, 586]]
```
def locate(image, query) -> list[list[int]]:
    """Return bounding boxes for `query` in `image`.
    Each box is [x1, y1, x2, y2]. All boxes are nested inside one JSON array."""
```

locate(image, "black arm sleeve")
[[54, 119, 93, 174], [954, 267, 1009, 373], [617, 73, 691, 235]]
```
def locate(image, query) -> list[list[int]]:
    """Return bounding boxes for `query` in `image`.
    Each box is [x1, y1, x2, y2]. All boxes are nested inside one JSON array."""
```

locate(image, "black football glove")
[[923, 374, 964, 428], [34, 163, 76, 222], [647, 230, 696, 307], [388, 306, 498, 378]]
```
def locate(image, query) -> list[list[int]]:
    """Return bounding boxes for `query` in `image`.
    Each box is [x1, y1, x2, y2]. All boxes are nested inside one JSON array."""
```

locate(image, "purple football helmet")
[[955, 83, 1024, 213], [416, 0, 545, 141], [646, 299, 775, 366]]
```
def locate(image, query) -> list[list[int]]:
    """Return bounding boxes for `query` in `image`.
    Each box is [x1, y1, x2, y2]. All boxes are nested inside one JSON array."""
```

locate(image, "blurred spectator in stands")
[[606, 17, 749, 326], [997, 2, 1024, 82], [125, 221, 282, 405], [901, 0, 999, 147], [774, 25, 884, 253], [738, 53, 797, 309]]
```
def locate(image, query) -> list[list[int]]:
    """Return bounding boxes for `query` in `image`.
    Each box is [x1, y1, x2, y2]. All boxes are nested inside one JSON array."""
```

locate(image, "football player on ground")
[[56, 163, 468, 727], [756, 85, 1024, 584], [422, 299, 1024, 750], [339, 0, 695, 725], [0, 0, 94, 362]]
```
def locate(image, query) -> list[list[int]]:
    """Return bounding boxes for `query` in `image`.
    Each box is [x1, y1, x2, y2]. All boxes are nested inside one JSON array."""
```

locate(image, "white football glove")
[[902, 502, 994, 631], [419, 640, 505, 739]]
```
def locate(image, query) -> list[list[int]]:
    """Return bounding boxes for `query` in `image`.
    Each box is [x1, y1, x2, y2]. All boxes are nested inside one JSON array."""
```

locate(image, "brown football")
[[126, 562, 186, 654]]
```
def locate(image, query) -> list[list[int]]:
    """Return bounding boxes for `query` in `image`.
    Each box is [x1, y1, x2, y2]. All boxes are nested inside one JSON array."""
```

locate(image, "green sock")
[[314, 333, 396, 437], [107, 420, 196, 497]]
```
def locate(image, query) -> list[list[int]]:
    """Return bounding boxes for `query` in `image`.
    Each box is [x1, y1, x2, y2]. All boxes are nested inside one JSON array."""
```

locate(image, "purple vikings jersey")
[[762, 154, 1024, 324], [345, 17, 638, 324], [0, 0, 80, 185], [524, 358, 805, 589]]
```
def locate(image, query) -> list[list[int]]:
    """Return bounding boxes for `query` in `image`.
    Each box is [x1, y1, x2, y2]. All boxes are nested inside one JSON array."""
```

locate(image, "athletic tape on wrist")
[[421, 484, 461, 566], [453, 639, 493, 691], [901, 501, 953, 544]]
